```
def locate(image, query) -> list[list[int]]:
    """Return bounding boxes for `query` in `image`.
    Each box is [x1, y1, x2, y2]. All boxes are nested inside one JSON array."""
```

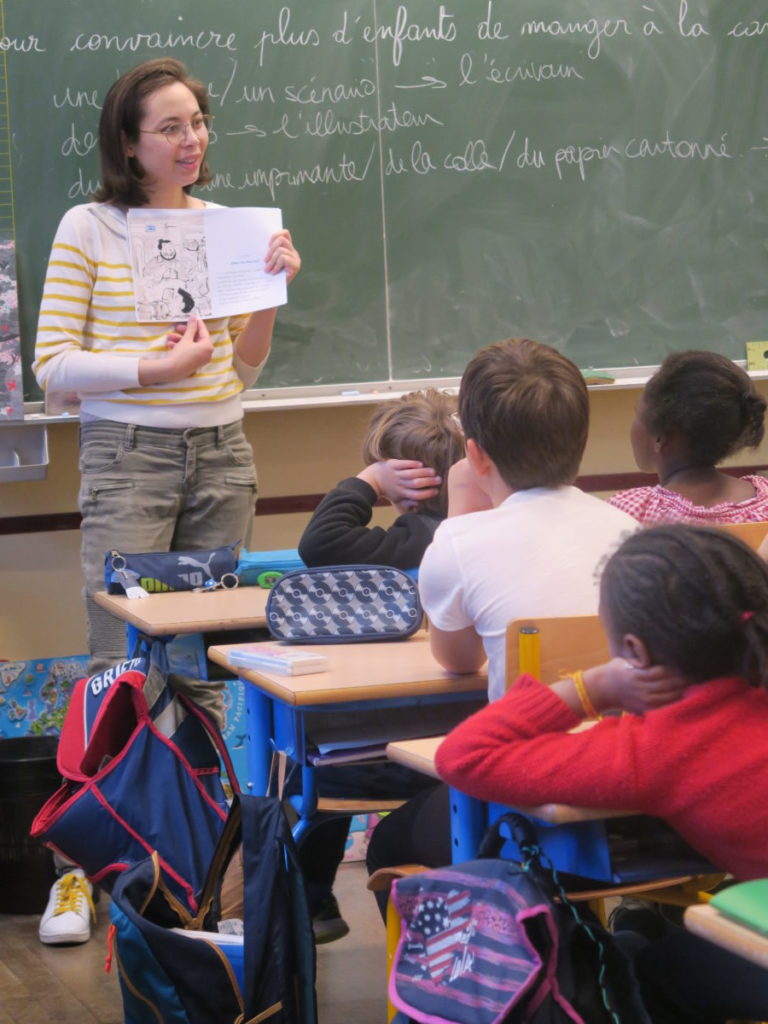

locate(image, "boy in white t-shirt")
[[419, 336, 637, 701], [366, 337, 637, 893]]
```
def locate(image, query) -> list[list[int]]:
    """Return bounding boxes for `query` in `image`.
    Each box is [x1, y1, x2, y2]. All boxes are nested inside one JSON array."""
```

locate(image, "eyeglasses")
[[139, 114, 213, 146]]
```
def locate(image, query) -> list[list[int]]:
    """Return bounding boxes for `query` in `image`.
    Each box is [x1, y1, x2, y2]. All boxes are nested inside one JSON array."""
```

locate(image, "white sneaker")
[[38, 869, 95, 945]]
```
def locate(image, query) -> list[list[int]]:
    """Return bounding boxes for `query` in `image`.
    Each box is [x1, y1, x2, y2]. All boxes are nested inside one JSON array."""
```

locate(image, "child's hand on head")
[[358, 459, 441, 511], [447, 458, 494, 517], [590, 658, 689, 715]]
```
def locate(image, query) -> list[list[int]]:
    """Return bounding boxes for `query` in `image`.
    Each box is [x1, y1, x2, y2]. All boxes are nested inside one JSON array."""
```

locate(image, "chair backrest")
[[506, 615, 610, 689], [712, 520, 768, 552]]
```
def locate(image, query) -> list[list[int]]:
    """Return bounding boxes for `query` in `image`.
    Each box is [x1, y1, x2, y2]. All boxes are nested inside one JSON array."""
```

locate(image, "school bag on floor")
[[109, 794, 317, 1024], [31, 639, 236, 910], [389, 813, 650, 1024]]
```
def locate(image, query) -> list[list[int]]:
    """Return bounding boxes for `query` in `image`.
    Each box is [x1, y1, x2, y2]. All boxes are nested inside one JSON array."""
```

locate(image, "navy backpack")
[[110, 795, 317, 1024]]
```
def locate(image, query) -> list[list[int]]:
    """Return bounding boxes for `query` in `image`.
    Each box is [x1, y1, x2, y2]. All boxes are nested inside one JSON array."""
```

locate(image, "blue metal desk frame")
[[208, 637, 488, 845], [248, 688, 486, 843], [449, 791, 618, 879]]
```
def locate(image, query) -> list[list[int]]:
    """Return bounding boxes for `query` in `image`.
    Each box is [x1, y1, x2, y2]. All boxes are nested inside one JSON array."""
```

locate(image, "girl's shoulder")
[[610, 477, 768, 525], [606, 485, 658, 522], [681, 475, 768, 522], [744, 474, 768, 499]]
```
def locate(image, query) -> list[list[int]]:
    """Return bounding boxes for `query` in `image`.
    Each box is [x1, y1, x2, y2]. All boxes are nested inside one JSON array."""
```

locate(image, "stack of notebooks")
[[227, 643, 329, 676], [710, 879, 768, 935]]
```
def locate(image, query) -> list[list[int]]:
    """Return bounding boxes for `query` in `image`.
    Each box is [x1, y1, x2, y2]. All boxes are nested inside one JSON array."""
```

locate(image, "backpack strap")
[[477, 810, 539, 859], [240, 795, 316, 1024], [142, 635, 242, 796], [174, 690, 242, 796], [482, 813, 638, 1024], [266, 749, 289, 799]]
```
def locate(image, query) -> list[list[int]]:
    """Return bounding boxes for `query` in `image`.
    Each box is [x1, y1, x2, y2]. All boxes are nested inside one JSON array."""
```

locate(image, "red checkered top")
[[607, 474, 768, 525]]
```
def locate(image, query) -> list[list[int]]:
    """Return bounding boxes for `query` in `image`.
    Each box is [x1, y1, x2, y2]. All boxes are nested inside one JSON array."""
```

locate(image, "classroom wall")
[[3, 381, 768, 661]]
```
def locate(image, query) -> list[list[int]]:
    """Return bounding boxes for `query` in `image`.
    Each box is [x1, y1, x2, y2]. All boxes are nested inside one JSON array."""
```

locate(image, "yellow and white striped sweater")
[[33, 202, 263, 427]]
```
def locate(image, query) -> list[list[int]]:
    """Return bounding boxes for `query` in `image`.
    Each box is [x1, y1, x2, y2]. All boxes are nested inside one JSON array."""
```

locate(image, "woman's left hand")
[[265, 229, 301, 283]]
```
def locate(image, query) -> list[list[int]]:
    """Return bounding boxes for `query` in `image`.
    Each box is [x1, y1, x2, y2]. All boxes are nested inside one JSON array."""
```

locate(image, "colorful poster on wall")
[[0, 236, 22, 419], [0, 656, 88, 737]]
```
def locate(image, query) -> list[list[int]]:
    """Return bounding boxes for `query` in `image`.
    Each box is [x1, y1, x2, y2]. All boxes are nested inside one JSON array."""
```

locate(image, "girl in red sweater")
[[436, 524, 768, 1024]]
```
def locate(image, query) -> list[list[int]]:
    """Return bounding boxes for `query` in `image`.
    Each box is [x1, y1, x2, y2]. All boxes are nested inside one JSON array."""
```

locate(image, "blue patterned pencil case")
[[265, 565, 423, 643]]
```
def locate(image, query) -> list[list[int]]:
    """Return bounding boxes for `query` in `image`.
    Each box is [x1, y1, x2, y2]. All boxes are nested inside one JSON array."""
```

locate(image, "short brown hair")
[[94, 58, 212, 207], [458, 338, 588, 489], [361, 389, 464, 516]]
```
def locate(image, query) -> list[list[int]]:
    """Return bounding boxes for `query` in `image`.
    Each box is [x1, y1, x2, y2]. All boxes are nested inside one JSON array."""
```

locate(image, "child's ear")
[[465, 438, 493, 478], [620, 633, 652, 668], [653, 431, 672, 454]]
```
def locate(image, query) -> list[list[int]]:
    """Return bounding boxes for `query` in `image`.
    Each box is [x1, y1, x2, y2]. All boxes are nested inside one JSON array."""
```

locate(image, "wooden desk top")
[[385, 735, 630, 825], [685, 903, 768, 971], [385, 735, 443, 779], [208, 635, 488, 707], [94, 587, 268, 636]]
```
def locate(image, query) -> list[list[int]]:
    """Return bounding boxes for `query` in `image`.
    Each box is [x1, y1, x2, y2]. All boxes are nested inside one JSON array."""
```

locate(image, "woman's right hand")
[[138, 317, 214, 385]]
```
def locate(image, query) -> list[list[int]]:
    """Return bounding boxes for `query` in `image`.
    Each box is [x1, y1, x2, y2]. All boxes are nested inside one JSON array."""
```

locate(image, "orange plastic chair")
[[713, 520, 768, 553]]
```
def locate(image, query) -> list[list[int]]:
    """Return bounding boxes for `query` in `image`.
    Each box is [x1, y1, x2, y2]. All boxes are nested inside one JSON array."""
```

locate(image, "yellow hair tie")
[[572, 669, 601, 719]]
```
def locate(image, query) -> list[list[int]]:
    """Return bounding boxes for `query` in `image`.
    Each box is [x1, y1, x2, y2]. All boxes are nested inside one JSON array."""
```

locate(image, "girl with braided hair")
[[436, 524, 768, 1023]]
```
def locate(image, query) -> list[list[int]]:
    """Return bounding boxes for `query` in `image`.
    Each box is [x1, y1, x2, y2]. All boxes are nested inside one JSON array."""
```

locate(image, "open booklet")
[[127, 207, 287, 322]]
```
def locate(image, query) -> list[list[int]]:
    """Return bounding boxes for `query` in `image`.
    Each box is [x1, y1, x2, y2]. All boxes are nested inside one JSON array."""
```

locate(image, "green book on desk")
[[711, 879, 768, 935]]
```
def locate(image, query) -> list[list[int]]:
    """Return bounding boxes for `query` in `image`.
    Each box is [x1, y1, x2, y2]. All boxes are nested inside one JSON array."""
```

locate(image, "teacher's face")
[[124, 82, 208, 199]]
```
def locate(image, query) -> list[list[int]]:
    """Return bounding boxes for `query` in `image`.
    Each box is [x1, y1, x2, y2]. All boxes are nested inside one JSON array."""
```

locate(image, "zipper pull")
[[105, 922, 116, 973]]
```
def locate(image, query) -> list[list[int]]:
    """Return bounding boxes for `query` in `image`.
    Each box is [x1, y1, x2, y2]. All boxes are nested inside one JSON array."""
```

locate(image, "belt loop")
[[124, 424, 136, 451], [216, 424, 225, 447]]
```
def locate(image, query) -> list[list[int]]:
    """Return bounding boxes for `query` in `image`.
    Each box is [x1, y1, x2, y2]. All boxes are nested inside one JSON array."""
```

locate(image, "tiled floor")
[[0, 861, 387, 1023]]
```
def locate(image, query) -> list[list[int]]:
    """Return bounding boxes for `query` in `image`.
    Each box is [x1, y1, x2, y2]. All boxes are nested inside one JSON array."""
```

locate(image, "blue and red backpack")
[[31, 640, 235, 909]]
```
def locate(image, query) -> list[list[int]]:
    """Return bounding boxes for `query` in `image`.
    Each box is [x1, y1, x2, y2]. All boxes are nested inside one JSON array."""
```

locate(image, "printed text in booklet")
[[227, 644, 329, 676], [127, 207, 286, 322]]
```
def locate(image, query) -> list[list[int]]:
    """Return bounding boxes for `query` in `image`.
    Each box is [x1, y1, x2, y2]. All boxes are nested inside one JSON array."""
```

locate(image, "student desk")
[[386, 736, 711, 885], [207, 636, 488, 841], [93, 587, 269, 674], [684, 903, 768, 971]]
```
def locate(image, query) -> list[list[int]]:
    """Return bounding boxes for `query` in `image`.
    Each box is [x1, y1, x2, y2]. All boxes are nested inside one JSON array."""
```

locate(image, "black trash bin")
[[0, 735, 59, 914]]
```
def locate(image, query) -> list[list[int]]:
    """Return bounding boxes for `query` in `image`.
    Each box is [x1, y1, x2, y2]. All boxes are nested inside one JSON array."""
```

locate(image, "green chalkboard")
[[6, 0, 768, 400]]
